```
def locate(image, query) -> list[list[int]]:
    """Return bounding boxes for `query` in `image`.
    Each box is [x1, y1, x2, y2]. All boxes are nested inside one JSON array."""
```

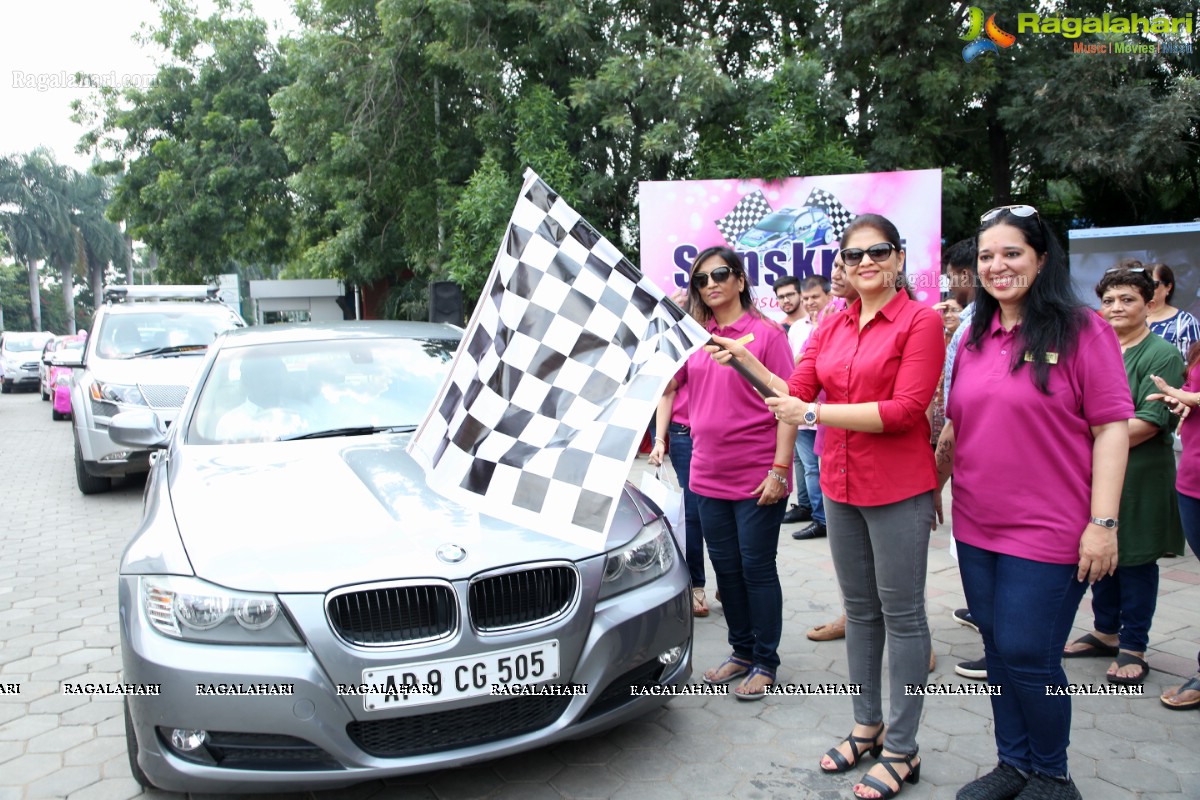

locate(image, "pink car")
[[50, 336, 87, 421]]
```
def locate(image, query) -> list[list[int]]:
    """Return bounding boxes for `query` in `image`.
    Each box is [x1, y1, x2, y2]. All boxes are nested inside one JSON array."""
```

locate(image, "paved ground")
[[1, 389, 1197, 799]]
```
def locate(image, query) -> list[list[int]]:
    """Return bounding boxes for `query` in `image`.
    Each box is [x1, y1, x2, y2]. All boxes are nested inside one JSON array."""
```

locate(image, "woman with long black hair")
[[937, 206, 1132, 800]]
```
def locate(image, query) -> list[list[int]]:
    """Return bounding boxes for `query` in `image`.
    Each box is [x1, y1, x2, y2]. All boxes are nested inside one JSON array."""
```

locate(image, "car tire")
[[41, 385, 50, 400], [52, 409, 63, 421], [1, 380, 10, 394], [124, 698, 157, 789], [74, 435, 112, 495], [823, 228, 836, 245]]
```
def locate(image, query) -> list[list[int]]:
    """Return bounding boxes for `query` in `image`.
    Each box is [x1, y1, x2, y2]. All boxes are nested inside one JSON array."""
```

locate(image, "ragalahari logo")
[[961, 7, 1017, 62]]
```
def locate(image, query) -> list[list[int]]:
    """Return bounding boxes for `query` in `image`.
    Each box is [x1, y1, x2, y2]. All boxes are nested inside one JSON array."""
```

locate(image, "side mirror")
[[54, 356, 84, 369], [109, 410, 170, 450]]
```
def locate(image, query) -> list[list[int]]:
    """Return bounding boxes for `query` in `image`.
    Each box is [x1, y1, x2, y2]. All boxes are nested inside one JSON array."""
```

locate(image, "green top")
[[1118, 332, 1185, 566]]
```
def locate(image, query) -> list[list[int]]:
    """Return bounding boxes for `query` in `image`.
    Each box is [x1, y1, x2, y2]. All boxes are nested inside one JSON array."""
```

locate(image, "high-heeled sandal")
[[853, 751, 920, 800], [821, 723, 885, 774]]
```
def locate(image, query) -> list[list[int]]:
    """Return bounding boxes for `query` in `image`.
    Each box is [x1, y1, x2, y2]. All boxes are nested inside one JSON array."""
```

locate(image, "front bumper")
[[119, 561, 692, 793]]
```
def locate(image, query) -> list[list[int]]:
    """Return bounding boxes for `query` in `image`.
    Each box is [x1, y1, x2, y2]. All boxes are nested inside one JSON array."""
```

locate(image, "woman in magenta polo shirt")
[[939, 206, 1132, 800], [712, 214, 944, 800], [669, 245, 796, 700], [1148, 350, 1200, 710]]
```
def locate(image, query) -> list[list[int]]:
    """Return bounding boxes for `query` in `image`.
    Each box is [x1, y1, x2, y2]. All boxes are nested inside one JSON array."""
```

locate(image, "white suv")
[[64, 285, 245, 494]]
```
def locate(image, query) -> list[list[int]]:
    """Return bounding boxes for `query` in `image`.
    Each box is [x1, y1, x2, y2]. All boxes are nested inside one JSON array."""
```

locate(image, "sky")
[[1, 0, 299, 173]]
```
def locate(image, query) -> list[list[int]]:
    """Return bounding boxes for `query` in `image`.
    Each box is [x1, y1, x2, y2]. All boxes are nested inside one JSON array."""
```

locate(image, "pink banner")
[[638, 170, 943, 318]]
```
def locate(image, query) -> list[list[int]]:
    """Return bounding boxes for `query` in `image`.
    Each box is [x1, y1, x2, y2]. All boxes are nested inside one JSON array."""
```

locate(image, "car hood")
[[88, 353, 208, 386], [167, 436, 648, 593], [738, 228, 777, 247]]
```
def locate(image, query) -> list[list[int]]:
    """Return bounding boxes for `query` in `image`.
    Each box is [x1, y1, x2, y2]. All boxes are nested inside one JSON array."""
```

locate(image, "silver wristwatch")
[[1089, 516, 1118, 529]]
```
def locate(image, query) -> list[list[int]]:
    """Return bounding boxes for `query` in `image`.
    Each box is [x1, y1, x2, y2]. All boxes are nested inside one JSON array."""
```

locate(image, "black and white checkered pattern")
[[409, 170, 711, 549], [714, 190, 773, 246], [805, 187, 855, 240]]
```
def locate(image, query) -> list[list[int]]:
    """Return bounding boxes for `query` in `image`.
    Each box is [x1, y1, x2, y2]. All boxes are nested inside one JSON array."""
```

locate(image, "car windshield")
[[753, 212, 797, 233], [4, 334, 54, 352], [187, 336, 458, 444], [95, 309, 242, 359]]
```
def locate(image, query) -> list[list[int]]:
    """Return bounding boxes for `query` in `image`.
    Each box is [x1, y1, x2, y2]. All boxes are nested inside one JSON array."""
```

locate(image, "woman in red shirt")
[[712, 214, 944, 800]]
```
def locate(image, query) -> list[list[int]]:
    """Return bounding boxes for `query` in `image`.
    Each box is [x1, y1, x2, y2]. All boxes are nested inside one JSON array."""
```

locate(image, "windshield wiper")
[[130, 344, 209, 358], [278, 425, 417, 441]]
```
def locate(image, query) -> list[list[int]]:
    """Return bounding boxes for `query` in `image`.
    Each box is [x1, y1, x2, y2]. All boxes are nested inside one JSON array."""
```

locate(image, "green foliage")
[[84, 0, 293, 282]]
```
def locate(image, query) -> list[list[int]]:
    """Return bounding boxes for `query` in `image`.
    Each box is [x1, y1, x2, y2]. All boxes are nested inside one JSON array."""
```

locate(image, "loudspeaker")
[[429, 281, 464, 326]]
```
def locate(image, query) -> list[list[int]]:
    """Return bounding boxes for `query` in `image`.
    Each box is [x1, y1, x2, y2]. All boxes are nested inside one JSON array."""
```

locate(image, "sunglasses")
[[692, 265, 735, 289], [839, 243, 897, 267], [1105, 266, 1161, 286], [980, 204, 1039, 224]]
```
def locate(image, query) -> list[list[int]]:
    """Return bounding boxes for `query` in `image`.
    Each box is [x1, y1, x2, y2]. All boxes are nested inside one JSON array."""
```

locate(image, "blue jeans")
[[957, 541, 1088, 779], [1177, 490, 1200, 670], [1090, 563, 1159, 653], [796, 428, 824, 525], [697, 494, 786, 671], [668, 424, 704, 588]]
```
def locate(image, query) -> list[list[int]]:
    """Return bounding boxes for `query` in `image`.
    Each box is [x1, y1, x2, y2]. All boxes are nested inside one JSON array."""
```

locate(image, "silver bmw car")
[[113, 321, 692, 793]]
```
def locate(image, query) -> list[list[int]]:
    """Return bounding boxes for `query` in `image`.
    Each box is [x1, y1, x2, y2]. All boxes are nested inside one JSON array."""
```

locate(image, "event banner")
[[638, 169, 943, 317]]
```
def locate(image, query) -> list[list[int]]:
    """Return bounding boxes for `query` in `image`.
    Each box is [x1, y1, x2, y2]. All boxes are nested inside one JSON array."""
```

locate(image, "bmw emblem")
[[436, 544, 467, 564]]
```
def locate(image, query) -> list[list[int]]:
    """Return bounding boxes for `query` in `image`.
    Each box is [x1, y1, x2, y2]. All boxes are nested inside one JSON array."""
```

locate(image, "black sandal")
[[854, 751, 921, 800], [1106, 651, 1149, 685], [821, 723, 885, 774]]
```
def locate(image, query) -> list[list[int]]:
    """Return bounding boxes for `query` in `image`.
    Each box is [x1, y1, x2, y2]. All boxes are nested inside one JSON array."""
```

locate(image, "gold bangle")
[[766, 373, 776, 391]]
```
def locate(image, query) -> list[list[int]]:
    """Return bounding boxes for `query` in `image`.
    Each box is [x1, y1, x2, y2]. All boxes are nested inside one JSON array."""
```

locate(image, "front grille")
[[20, 361, 38, 371], [139, 383, 189, 408], [347, 695, 571, 757], [583, 658, 667, 720], [469, 565, 578, 632], [327, 583, 456, 647]]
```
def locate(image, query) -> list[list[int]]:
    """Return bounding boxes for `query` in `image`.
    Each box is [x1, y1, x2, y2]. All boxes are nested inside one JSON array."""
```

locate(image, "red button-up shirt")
[[787, 290, 945, 507]]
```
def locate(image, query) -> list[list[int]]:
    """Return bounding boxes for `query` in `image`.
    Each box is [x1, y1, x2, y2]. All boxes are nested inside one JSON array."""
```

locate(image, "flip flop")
[[1107, 652, 1149, 685], [702, 654, 752, 685], [733, 665, 776, 701], [692, 587, 710, 617], [1063, 632, 1119, 659], [1161, 675, 1200, 710]]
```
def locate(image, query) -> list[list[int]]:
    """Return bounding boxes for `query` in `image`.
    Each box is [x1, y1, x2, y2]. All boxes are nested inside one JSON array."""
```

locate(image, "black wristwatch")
[[1089, 516, 1118, 529]]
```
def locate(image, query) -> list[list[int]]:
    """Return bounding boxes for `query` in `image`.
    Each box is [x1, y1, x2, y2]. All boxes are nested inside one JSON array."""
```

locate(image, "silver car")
[[114, 321, 692, 793]]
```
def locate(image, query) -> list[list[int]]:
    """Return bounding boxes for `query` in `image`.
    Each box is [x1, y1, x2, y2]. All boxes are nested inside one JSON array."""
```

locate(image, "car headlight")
[[90, 380, 147, 406], [598, 522, 675, 600], [141, 576, 301, 644]]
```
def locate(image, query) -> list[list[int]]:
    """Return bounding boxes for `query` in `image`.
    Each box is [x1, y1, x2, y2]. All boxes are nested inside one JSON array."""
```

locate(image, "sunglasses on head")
[[980, 204, 1039, 224], [1105, 266, 1160, 286], [692, 265, 735, 289], [839, 242, 897, 267]]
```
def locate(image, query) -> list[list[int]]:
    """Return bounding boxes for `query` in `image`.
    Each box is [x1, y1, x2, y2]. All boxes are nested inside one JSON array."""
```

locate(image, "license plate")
[[361, 640, 560, 711]]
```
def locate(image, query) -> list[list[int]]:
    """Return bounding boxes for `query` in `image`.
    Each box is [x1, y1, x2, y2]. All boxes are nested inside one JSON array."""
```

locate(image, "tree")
[[81, 0, 293, 282]]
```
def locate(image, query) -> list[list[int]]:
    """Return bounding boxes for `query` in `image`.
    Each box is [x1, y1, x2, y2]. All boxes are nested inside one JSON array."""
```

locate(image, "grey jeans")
[[825, 492, 934, 756]]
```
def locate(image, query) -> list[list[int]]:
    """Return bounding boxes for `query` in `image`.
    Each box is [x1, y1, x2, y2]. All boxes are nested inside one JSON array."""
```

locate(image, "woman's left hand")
[[766, 394, 805, 424], [1077, 524, 1118, 584], [752, 471, 789, 506]]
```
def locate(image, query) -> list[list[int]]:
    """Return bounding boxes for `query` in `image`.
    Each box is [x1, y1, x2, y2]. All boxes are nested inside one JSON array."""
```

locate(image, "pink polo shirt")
[[1177, 362, 1200, 499], [670, 381, 690, 427], [677, 311, 794, 500], [947, 310, 1134, 564]]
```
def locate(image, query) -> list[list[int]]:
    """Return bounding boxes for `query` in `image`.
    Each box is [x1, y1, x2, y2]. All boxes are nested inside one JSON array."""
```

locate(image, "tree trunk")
[[61, 242, 77, 335], [26, 257, 41, 331], [123, 233, 134, 287], [986, 97, 1012, 206]]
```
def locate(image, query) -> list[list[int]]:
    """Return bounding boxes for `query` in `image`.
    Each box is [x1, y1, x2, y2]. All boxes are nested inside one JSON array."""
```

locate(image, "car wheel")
[[74, 435, 112, 495], [124, 698, 156, 789], [823, 228, 836, 245], [52, 409, 62, 421], [1, 380, 10, 394], [41, 385, 50, 401]]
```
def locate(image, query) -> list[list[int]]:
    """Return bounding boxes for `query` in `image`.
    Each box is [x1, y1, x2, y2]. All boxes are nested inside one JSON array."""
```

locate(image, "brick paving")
[[1, 389, 1196, 799]]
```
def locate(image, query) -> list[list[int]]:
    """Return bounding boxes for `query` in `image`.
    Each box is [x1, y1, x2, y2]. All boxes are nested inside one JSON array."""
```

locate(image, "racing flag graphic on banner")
[[714, 190, 773, 246], [804, 187, 855, 240], [409, 169, 711, 549]]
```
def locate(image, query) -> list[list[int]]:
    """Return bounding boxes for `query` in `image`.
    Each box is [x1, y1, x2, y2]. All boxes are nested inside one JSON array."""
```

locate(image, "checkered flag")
[[805, 187, 855, 240], [714, 190, 773, 246], [409, 169, 711, 550]]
